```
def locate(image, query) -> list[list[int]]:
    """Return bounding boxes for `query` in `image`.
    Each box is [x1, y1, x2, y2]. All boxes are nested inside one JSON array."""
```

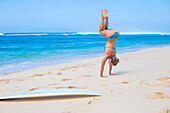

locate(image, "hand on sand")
[[101, 76, 108, 78], [104, 9, 109, 18], [109, 73, 115, 76], [101, 10, 106, 19]]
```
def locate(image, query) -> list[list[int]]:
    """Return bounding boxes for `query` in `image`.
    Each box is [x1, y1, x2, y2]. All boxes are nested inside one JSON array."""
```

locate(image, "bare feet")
[[101, 10, 106, 19], [104, 9, 109, 19]]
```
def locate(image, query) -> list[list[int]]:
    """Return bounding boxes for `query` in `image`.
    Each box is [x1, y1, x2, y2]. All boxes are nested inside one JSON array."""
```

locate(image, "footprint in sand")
[[152, 75, 161, 79], [149, 84, 162, 87], [46, 72, 50, 74], [57, 72, 62, 75], [146, 92, 170, 99], [110, 88, 122, 92], [139, 81, 150, 85], [60, 66, 78, 71], [29, 88, 39, 91], [15, 79, 25, 82], [12, 74, 44, 83], [140, 80, 170, 88], [48, 83, 58, 86], [156, 77, 170, 81], [121, 81, 131, 84], [162, 84, 170, 88], [60, 65, 90, 72], [82, 75, 93, 78], [69, 66, 79, 69], [55, 86, 78, 89], [0, 79, 10, 84], [30, 74, 44, 78], [60, 68, 67, 71], [61, 78, 72, 81]]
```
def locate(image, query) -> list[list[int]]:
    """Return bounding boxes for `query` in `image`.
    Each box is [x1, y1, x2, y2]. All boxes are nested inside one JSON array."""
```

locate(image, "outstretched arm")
[[109, 63, 113, 75], [108, 58, 112, 74], [100, 55, 109, 77]]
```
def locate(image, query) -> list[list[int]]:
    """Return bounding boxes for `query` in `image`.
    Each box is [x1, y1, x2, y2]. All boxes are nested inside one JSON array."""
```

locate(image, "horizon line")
[[0, 32, 170, 35]]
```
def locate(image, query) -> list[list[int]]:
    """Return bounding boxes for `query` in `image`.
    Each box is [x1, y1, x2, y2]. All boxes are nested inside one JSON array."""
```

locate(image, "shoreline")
[[1, 45, 170, 76], [0, 46, 170, 113]]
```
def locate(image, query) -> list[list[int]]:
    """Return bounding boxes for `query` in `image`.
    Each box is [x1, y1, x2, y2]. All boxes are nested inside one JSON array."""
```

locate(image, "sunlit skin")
[[99, 9, 119, 77]]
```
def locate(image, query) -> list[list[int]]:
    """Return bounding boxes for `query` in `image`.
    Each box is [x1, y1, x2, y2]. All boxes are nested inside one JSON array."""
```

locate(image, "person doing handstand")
[[99, 9, 119, 77]]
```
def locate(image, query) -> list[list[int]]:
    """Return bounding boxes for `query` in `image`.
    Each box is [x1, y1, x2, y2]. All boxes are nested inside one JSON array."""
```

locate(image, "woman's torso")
[[105, 38, 118, 56]]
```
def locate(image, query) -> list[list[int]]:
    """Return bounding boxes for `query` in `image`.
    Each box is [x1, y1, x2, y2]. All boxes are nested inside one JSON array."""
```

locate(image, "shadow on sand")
[[113, 71, 130, 76]]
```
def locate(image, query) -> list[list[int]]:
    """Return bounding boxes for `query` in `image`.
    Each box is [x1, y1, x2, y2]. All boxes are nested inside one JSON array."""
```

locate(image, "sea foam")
[[120, 32, 170, 35], [76, 32, 100, 35]]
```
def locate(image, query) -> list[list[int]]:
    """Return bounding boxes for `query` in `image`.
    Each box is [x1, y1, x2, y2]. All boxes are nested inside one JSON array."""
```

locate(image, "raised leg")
[[99, 10, 106, 32], [104, 9, 109, 29], [99, 10, 112, 37]]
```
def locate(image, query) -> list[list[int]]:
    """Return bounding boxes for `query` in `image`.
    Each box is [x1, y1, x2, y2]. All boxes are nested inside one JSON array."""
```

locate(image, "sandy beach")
[[0, 47, 170, 113]]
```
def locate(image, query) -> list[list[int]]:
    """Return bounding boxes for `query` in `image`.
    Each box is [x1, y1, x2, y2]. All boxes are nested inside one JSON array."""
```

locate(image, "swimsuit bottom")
[[105, 47, 116, 50], [108, 31, 119, 39]]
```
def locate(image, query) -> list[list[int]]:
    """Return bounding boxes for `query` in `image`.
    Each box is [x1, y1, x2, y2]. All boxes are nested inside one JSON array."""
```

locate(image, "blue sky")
[[0, 0, 170, 33]]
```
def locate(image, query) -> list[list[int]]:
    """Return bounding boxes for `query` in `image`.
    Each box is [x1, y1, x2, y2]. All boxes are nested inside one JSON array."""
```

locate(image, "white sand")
[[0, 47, 170, 113]]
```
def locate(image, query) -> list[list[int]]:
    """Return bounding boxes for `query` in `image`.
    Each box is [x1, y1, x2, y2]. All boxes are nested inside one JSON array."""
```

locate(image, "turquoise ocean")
[[0, 32, 170, 76]]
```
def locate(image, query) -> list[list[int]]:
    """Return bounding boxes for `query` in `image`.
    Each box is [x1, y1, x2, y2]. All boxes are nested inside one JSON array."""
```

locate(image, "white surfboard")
[[0, 88, 101, 100]]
